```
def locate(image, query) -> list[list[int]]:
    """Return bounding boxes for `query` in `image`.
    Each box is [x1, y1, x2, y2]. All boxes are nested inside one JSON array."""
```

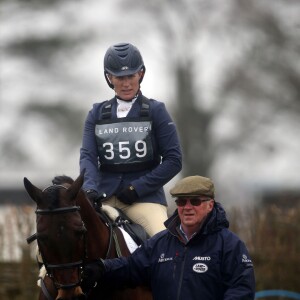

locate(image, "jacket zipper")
[[176, 246, 187, 300]]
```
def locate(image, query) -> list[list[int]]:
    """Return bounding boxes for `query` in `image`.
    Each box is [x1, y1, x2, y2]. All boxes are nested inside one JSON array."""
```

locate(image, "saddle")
[[100, 205, 149, 247]]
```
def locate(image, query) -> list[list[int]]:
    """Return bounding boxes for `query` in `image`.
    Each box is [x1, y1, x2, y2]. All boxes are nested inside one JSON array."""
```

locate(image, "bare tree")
[[121, 0, 300, 181]]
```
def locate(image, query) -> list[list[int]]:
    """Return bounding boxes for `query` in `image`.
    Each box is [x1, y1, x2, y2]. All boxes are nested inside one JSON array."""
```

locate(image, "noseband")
[[28, 184, 87, 290]]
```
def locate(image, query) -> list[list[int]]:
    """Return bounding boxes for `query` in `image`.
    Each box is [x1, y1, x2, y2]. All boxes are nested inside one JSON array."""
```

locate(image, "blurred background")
[[0, 0, 299, 299]]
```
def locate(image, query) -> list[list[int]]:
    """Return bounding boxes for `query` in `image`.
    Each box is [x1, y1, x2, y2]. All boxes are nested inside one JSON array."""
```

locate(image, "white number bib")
[[95, 119, 158, 172]]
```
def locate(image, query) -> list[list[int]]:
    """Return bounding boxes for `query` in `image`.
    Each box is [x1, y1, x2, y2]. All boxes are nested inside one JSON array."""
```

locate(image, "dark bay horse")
[[24, 172, 152, 300]]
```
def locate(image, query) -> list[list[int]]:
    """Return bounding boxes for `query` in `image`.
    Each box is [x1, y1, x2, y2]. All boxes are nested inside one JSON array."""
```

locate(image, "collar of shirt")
[[116, 97, 137, 118], [179, 224, 197, 242]]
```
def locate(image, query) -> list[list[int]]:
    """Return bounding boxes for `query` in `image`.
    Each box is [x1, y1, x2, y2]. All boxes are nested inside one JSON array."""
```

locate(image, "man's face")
[[109, 71, 143, 100], [176, 197, 214, 233]]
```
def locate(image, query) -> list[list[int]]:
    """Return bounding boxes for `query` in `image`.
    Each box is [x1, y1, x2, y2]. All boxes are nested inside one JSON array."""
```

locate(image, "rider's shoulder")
[[92, 99, 114, 110], [89, 100, 114, 113], [146, 98, 168, 114]]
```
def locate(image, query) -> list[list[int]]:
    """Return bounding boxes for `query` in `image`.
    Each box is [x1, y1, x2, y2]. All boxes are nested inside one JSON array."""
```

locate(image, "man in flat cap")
[[84, 175, 256, 300]]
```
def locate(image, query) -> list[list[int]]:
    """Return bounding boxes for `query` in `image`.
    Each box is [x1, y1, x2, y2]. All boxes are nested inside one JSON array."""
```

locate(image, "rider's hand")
[[83, 259, 105, 288], [85, 189, 99, 205], [117, 186, 138, 205]]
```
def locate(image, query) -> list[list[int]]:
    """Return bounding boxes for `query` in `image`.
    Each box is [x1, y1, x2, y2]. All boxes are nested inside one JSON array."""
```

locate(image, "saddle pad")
[[101, 204, 141, 250], [37, 265, 47, 287], [119, 226, 139, 253]]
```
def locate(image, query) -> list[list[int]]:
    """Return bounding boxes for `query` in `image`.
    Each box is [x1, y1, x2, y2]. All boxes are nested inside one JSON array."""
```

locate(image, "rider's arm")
[[80, 103, 102, 192]]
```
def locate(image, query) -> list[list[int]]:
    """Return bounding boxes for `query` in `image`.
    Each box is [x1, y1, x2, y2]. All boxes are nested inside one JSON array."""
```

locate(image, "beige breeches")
[[102, 196, 168, 237]]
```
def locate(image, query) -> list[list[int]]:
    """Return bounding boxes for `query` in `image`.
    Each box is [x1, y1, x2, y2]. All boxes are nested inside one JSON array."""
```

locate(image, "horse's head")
[[24, 172, 87, 299]]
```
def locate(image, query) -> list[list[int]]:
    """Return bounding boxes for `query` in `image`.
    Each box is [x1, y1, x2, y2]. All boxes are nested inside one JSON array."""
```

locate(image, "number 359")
[[103, 141, 147, 159]]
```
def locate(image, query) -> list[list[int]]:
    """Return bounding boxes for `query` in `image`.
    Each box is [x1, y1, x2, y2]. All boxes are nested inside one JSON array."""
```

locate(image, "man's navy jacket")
[[103, 202, 256, 300], [80, 92, 182, 205]]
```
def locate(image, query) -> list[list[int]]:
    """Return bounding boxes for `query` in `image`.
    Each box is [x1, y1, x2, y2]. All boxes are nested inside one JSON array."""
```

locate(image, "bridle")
[[27, 184, 87, 291]]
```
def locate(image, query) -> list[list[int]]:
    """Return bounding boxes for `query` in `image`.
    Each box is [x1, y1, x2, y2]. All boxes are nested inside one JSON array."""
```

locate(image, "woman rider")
[[79, 42, 182, 237]]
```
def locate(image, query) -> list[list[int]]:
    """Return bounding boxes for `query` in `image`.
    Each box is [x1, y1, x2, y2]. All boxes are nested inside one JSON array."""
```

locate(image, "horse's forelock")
[[44, 176, 76, 209], [52, 175, 74, 185], [44, 186, 60, 209]]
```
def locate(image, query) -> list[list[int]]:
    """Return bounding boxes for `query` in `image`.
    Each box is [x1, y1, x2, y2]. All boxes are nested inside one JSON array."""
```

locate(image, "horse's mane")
[[52, 175, 74, 185]]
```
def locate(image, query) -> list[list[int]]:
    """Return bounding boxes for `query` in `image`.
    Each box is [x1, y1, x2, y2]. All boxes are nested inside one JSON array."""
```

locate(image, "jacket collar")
[[164, 202, 229, 240]]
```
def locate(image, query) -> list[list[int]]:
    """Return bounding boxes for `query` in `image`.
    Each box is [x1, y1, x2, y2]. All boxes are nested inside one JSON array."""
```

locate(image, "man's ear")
[[207, 200, 215, 212]]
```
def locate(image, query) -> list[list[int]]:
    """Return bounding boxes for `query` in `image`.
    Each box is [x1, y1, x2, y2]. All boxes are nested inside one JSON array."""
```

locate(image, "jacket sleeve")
[[222, 232, 256, 300], [102, 241, 152, 288], [80, 104, 101, 191], [132, 101, 182, 197]]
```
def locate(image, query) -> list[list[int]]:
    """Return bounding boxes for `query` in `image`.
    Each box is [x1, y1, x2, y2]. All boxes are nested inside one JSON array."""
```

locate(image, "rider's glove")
[[117, 185, 138, 205], [85, 189, 99, 205], [83, 259, 105, 288]]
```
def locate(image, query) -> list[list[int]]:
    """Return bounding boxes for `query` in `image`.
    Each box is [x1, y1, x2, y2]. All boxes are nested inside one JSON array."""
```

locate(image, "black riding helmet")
[[104, 43, 146, 89]]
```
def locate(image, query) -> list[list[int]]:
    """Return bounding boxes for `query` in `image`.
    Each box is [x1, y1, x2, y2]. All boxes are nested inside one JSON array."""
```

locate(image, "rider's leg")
[[124, 202, 168, 237], [102, 196, 168, 237]]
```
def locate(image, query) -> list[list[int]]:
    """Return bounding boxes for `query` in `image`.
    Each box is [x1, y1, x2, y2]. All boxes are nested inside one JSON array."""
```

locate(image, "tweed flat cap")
[[170, 175, 215, 198]]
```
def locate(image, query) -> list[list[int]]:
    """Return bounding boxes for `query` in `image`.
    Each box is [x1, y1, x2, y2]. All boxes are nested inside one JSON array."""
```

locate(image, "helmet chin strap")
[[104, 72, 114, 89]]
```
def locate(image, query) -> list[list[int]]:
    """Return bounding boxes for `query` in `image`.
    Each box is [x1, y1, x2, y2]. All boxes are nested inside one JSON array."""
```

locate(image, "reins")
[[97, 208, 123, 258]]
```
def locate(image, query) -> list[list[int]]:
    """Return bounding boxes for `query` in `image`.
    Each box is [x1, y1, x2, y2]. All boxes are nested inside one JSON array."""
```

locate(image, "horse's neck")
[[77, 192, 110, 258]]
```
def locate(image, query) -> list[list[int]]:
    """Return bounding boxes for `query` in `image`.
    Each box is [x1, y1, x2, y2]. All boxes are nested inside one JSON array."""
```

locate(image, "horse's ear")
[[66, 171, 84, 200], [23, 177, 43, 205]]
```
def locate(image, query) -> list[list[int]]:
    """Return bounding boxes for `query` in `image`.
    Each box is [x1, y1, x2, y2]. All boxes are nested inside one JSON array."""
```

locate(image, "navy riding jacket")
[[80, 92, 182, 205], [103, 202, 256, 300]]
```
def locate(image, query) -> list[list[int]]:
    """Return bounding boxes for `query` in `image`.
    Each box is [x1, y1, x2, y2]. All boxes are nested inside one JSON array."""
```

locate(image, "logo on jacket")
[[193, 263, 208, 273], [242, 254, 253, 265], [193, 256, 211, 261], [158, 253, 173, 263]]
